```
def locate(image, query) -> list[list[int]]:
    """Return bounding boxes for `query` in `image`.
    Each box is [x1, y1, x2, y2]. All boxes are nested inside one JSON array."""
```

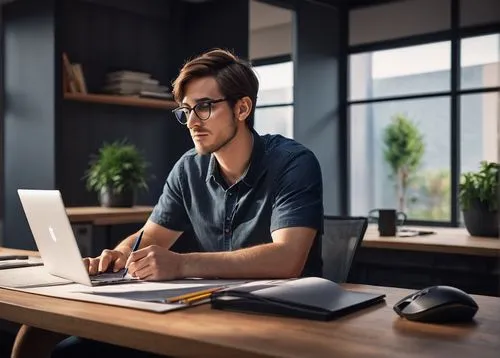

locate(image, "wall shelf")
[[64, 93, 177, 110]]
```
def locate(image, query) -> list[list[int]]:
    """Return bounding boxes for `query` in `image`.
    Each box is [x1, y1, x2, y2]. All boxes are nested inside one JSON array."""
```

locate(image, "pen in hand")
[[122, 230, 144, 278]]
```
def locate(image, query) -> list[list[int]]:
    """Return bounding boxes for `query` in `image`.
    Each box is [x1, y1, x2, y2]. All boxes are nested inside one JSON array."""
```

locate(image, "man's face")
[[182, 77, 238, 155]]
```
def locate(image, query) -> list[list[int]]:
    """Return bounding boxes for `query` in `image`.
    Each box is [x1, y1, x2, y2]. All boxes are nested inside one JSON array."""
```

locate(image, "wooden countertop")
[[65, 206, 153, 225], [363, 224, 500, 257], [62, 208, 500, 257]]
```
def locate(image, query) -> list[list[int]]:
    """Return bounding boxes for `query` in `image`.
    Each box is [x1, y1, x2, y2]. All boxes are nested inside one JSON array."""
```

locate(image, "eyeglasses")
[[172, 98, 227, 125]]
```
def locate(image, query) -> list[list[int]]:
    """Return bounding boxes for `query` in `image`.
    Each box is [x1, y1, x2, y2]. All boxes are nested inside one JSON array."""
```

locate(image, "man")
[[52, 48, 323, 357]]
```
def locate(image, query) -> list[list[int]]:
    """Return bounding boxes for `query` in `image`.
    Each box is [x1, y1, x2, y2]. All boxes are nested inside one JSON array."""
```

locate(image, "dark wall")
[[2, 0, 251, 250], [58, 0, 250, 208], [59, 104, 189, 206], [293, 1, 342, 215], [3, 0, 57, 249], [60, 0, 173, 93], [58, 0, 191, 207], [182, 0, 250, 60]]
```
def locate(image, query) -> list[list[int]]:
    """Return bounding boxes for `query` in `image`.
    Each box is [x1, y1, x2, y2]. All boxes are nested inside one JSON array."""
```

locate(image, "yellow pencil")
[[179, 292, 213, 305], [166, 287, 224, 303]]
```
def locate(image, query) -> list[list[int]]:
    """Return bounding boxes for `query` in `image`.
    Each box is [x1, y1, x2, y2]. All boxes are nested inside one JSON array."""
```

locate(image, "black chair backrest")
[[321, 216, 368, 283]]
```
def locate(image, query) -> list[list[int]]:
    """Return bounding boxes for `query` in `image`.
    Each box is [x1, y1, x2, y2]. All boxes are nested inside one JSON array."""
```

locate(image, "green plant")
[[84, 139, 151, 194], [383, 113, 425, 212], [459, 161, 500, 212], [409, 169, 451, 221]]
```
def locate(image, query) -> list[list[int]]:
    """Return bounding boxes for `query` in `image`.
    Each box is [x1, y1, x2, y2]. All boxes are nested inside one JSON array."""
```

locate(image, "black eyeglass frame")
[[172, 98, 228, 125]]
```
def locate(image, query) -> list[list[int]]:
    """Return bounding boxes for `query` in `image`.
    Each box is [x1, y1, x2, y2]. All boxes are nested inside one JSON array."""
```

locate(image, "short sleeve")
[[149, 157, 190, 232], [270, 150, 323, 233]]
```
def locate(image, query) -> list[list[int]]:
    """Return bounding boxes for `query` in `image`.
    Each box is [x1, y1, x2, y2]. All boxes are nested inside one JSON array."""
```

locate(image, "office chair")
[[321, 216, 368, 283]]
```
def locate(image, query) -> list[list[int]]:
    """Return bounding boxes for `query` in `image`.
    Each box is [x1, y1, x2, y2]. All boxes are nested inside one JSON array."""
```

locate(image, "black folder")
[[211, 277, 386, 321]]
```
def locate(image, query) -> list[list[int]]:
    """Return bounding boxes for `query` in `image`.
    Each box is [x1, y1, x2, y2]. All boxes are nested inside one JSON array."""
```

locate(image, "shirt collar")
[[205, 129, 265, 186], [241, 129, 265, 187], [206, 154, 217, 183]]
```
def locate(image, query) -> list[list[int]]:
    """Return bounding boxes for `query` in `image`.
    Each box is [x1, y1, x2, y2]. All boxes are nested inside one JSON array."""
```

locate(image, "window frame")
[[252, 54, 294, 110], [252, 54, 294, 137], [345, 0, 500, 227]]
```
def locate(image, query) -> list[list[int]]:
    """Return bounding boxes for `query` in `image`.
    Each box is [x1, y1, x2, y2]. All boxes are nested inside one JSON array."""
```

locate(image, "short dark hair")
[[172, 49, 259, 129]]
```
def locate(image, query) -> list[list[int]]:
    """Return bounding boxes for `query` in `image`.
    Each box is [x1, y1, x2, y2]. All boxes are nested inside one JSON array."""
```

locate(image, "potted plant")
[[84, 139, 151, 207], [459, 161, 499, 238], [382, 113, 425, 213]]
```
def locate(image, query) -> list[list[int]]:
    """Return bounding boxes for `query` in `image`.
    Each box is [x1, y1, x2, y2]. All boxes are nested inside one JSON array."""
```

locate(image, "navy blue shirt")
[[150, 129, 323, 277]]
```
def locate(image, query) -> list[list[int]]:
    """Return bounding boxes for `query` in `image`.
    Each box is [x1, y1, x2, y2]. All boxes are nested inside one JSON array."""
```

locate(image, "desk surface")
[[1, 280, 499, 357], [363, 224, 500, 257], [65, 206, 153, 225], [0, 247, 39, 257]]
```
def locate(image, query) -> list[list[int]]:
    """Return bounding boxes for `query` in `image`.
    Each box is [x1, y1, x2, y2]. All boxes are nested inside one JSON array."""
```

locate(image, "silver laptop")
[[17, 189, 137, 286]]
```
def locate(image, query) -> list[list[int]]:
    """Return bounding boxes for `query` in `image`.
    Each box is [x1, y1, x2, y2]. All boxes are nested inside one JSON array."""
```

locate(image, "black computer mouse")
[[393, 285, 478, 323]]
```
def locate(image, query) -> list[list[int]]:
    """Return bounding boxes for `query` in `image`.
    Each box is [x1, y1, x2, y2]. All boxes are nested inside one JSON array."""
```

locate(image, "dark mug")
[[368, 209, 407, 236]]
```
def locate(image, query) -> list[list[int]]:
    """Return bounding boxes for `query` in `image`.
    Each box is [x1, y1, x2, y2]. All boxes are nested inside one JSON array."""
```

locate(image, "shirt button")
[[226, 216, 231, 221], [228, 192, 233, 196], [225, 228, 230, 233]]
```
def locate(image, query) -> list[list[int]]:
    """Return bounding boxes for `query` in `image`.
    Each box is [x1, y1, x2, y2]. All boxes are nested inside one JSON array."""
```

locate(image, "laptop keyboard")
[[91, 269, 129, 283]]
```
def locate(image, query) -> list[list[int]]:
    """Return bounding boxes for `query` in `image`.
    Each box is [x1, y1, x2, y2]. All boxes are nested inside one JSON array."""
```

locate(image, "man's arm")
[[87, 154, 190, 275], [115, 220, 183, 255], [180, 226, 316, 278], [127, 226, 316, 280], [90, 220, 183, 274]]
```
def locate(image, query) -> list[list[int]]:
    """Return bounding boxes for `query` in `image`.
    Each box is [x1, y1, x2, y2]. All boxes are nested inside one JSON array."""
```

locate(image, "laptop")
[[17, 189, 138, 286]]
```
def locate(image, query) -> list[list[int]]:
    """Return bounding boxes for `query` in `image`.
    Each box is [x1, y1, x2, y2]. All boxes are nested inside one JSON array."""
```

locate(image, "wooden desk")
[[2, 284, 499, 357], [351, 225, 500, 296], [363, 224, 500, 257], [0, 247, 499, 358], [0, 247, 39, 258], [65, 206, 153, 226], [64, 206, 154, 254]]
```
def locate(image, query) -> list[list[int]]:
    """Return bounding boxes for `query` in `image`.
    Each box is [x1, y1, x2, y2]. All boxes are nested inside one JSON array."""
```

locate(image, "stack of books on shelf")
[[63, 52, 87, 94], [103, 70, 173, 100]]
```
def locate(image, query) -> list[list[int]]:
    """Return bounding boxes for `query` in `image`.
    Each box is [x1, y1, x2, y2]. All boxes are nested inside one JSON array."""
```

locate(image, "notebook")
[[211, 277, 386, 321]]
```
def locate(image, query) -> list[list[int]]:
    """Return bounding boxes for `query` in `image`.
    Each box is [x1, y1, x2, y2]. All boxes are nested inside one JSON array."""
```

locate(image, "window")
[[461, 92, 500, 174], [253, 60, 294, 138], [461, 34, 500, 90], [350, 97, 451, 221], [349, 42, 451, 100], [348, 33, 500, 224], [349, 42, 455, 222], [459, 35, 500, 226]]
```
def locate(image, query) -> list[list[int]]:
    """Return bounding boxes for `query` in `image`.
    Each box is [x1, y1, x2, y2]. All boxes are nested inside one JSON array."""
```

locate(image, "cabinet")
[[350, 247, 500, 296]]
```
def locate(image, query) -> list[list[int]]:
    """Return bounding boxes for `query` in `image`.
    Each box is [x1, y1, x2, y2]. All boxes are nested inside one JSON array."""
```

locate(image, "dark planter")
[[462, 198, 499, 238], [99, 186, 135, 207]]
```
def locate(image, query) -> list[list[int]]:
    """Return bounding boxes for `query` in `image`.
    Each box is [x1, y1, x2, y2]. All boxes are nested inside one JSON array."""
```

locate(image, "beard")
[[194, 116, 238, 155]]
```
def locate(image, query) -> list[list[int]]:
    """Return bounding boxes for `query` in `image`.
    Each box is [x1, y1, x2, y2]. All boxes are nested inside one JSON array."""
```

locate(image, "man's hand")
[[126, 245, 183, 281], [83, 247, 130, 276]]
